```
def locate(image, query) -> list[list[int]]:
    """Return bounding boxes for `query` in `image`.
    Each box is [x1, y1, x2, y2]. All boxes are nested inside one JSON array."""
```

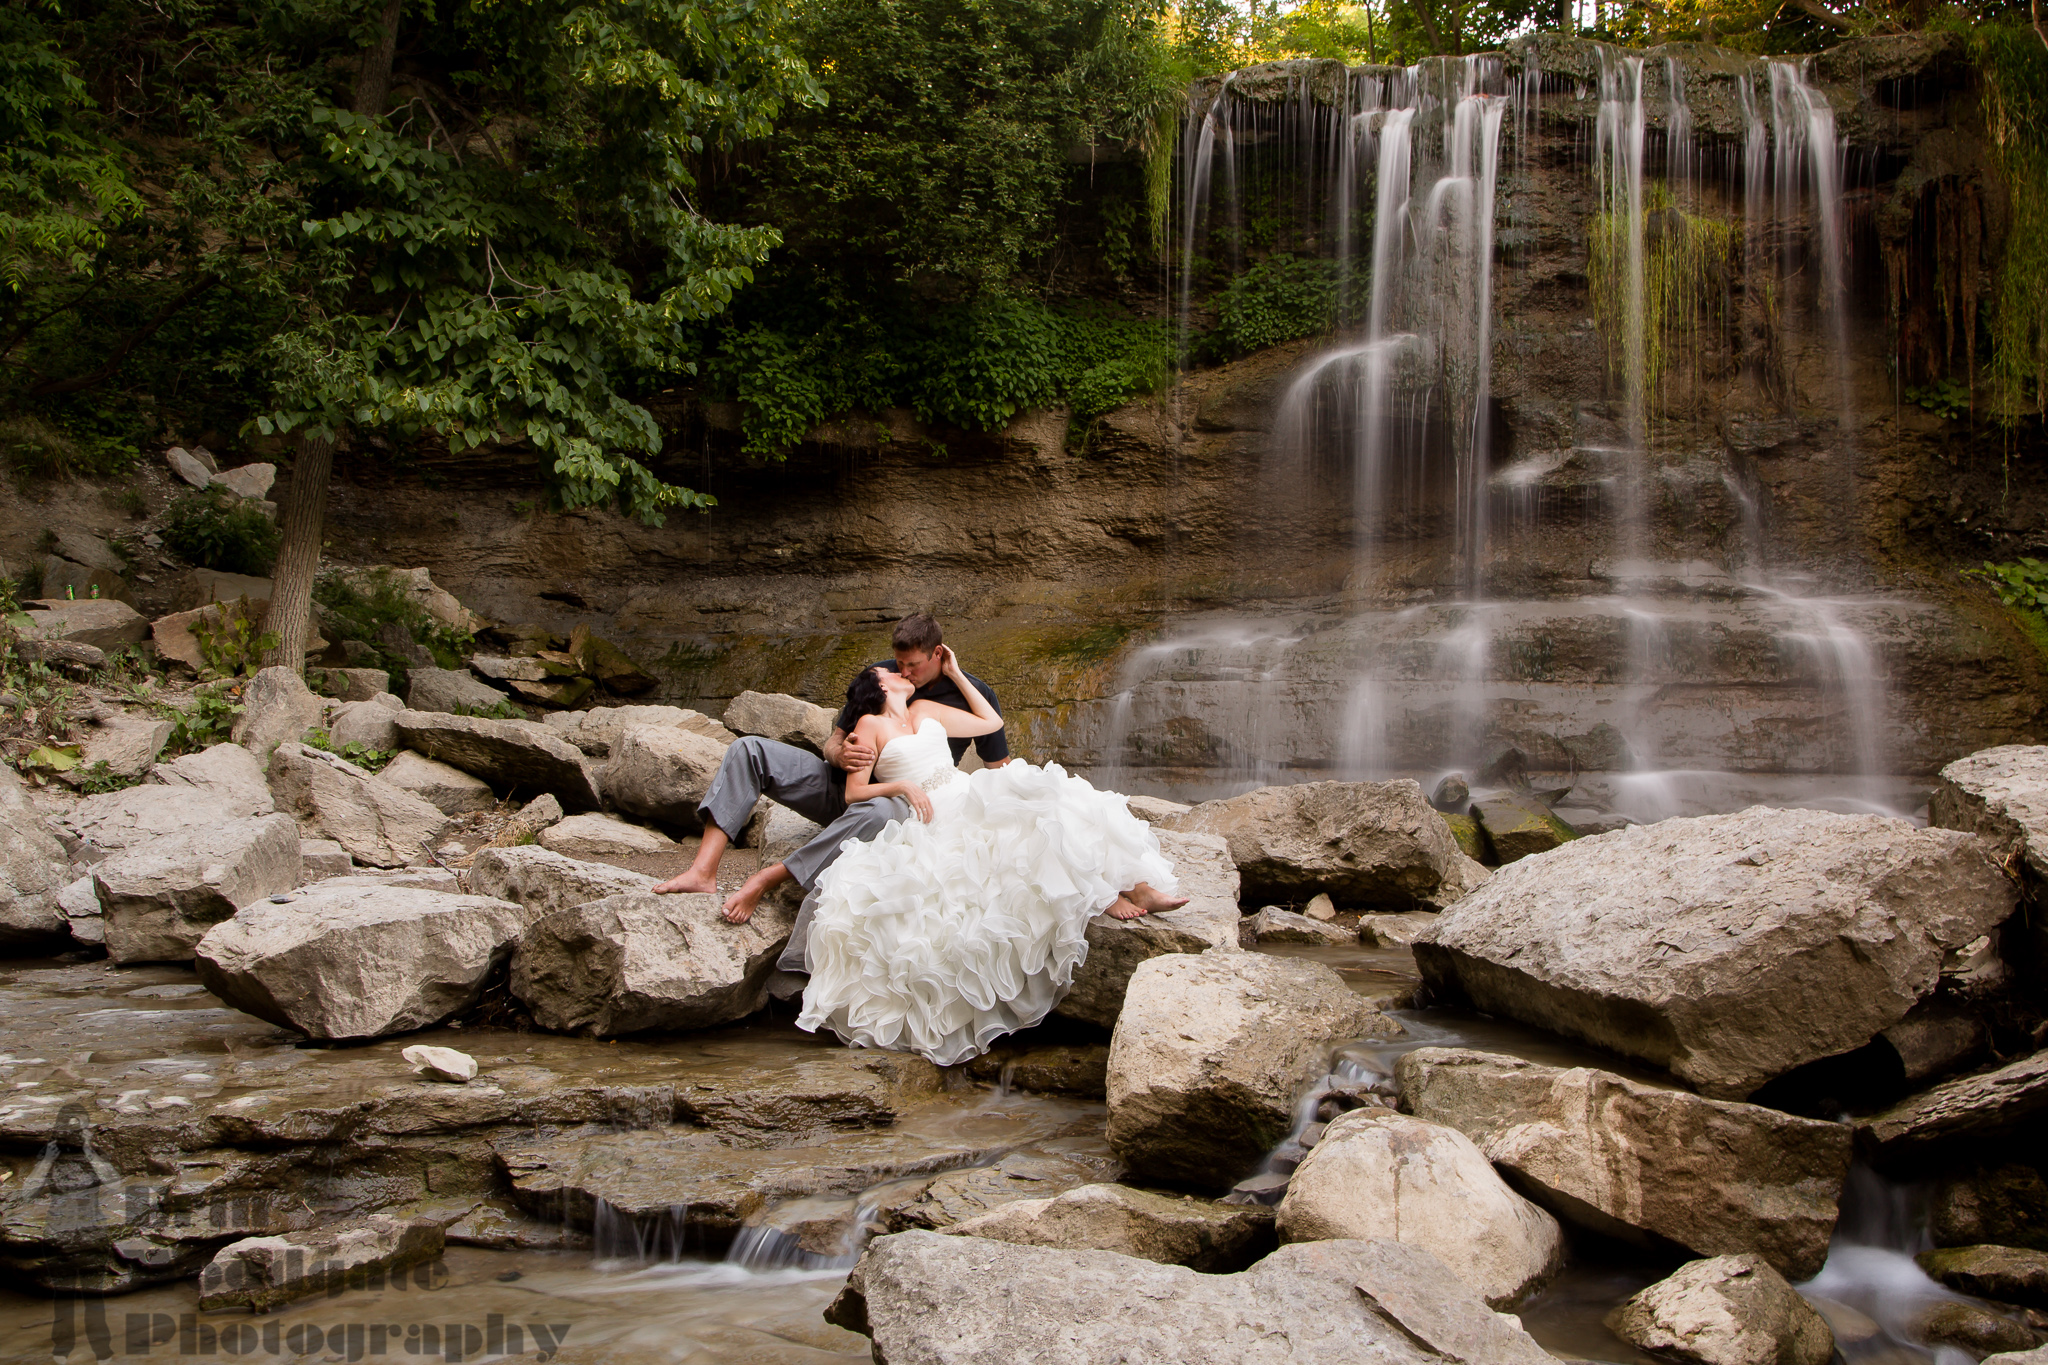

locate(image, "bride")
[[787, 645, 1187, 1066]]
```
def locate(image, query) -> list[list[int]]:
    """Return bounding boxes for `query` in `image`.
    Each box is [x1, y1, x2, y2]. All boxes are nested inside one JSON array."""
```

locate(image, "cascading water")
[[1084, 38, 1919, 822]]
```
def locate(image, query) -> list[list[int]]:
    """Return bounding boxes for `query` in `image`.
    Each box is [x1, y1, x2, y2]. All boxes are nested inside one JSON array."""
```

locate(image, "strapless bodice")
[[871, 718, 959, 790]]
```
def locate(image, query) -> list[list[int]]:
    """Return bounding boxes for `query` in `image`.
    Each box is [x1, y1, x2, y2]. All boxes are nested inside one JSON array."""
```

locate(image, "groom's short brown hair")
[[892, 613, 943, 654]]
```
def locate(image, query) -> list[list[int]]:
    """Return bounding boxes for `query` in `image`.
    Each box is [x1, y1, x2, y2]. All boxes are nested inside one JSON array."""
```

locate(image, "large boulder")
[[392, 709, 601, 810], [1159, 780, 1471, 909], [1469, 790, 1577, 863], [509, 890, 797, 1036], [539, 705, 733, 757], [1276, 1109, 1565, 1308], [942, 1184, 1274, 1273], [77, 713, 171, 778], [1413, 808, 2016, 1098], [466, 845, 654, 916], [0, 803, 72, 948], [195, 882, 533, 1039], [18, 598, 149, 650], [603, 724, 728, 829], [55, 784, 274, 861], [1396, 1047, 1852, 1279], [1918, 1245, 2048, 1308], [308, 666, 393, 702], [230, 666, 325, 763], [406, 667, 509, 714], [839, 1231, 1557, 1365], [1856, 1051, 2048, 1166], [1057, 829, 1242, 1028], [1930, 745, 2048, 881], [93, 814, 303, 962], [722, 691, 835, 755], [538, 812, 677, 860], [145, 743, 272, 809], [267, 742, 452, 869], [1106, 953, 1395, 1187], [1607, 1255, 1837, 1365], [378, 750, 495, 814]]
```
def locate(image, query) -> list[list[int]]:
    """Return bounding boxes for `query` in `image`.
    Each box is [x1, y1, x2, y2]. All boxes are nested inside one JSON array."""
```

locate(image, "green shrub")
[[304, 727, 395, 772], [311, 568, 477, 684], [1203, 254, 1345, 360], [0, 415, 139, 483], [191, 597, 279, 677], [162, 488, 280, 576], [162, 684, 243, 757]]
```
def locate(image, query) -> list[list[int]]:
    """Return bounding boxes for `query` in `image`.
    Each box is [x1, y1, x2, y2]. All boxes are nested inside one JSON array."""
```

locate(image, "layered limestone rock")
[[537, 812, 677, 859], [1930, 745, 2048, 881], [1275, 1109, 1566, 1308], [1857, 1052, 2048, 1165], [1413, 808, 2015, 1097], [723, 691, 836, 755], [197, 1215, 443, 1312], [603, 725, 729, 829], [466, 845, 655, 916], [1106, 953, 1395, 1186], [378, 750, 496, 814], [393, 710, 601, 810], [1396, 1047, 1852, 1279]]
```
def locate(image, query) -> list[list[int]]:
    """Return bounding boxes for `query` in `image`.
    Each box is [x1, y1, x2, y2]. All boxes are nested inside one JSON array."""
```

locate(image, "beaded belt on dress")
[[918, 766, 962, 791]]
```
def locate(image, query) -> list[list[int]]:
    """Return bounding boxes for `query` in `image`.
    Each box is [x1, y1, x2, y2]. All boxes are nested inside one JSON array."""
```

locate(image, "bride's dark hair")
[[842, 665, 889, 721]]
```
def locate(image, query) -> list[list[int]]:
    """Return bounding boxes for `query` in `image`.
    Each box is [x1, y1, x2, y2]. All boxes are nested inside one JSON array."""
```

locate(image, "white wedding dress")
[[796, 718, 1178, 1066]]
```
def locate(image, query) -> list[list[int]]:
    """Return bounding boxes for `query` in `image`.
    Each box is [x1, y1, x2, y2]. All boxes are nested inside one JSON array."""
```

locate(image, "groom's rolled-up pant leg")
[[777, 795, 913, 973], [696, 736, 846, 838]]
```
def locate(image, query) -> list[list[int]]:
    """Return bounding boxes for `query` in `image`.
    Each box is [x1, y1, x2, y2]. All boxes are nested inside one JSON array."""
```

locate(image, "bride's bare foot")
[[653, 868, 717, 895], [1128, 883, 1188, 913], [1104, 896, 1148, 920]]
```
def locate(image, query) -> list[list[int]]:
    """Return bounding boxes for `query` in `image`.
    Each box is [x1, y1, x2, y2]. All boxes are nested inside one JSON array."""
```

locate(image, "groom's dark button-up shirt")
[[834, 662, 1009, 765]]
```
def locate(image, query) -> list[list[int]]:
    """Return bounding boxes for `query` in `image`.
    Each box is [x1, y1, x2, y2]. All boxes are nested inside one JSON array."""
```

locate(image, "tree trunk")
[[353, 0, 403, 118], [262, 433, 335, 673]]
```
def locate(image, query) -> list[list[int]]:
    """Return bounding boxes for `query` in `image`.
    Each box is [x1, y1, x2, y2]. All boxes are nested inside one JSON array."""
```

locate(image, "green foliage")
[[1587, 187, 1735, 415], [1204, 255, 1346, 360], [76, 759, 140, 794], [303, 726, 395, 772], [0, 6, 140, 291], [1906, 378, 1972, 421], [713, 299, 1174, 453], [162, 488, 281, 576], [162, 683, 242, 758], [312, 567, 476, 677], [1977, 22, 2048, 421], [1966, 557, 2048, 614], [0, 413, 133, 481], [191, 597, 280, 678]]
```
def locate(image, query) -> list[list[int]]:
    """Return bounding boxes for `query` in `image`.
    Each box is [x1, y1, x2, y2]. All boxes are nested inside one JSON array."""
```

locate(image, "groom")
[[653, 613, 1007, 938]]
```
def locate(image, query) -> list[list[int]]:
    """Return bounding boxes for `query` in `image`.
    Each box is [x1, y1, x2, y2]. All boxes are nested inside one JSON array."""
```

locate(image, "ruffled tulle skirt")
[[796, 761, 1177, 1066]]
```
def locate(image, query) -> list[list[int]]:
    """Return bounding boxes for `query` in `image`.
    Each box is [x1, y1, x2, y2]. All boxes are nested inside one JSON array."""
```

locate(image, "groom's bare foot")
[[1105, 896, 1148, 920], [653, 868, 717, 895], [1128, 883, 1188, 914], [722, 872, 777, 923]]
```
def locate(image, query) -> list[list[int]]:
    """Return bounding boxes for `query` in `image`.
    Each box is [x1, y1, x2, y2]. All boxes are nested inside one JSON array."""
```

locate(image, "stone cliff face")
[[319, 31, 2047, 804]]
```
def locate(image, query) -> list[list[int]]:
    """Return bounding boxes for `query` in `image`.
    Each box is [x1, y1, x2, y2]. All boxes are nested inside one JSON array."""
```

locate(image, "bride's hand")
[[936, 643, 963, 678], [902, 783, 934, 823]]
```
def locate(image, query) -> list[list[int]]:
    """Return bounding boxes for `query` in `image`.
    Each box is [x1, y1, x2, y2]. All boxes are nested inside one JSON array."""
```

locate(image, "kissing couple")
[[655, 613, 1187, 1065]]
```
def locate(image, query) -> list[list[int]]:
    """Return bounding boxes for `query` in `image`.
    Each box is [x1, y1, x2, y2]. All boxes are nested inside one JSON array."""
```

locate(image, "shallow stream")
[[0, 944, 2019, 1365]]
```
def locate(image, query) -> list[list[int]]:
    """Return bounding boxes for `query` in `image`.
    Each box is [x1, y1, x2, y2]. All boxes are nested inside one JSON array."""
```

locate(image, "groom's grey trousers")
[[695, 736, 911, 972]]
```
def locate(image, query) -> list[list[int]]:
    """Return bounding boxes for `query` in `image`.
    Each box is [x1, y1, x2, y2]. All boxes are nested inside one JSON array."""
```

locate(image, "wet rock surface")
[[1414, 808, 2017, 1098], [196, 1214, 443, 1312], [1106, 953, 1396, 1187], [1917, 1245, 2048, 1309], [1397, 1047, 1852, 1279]]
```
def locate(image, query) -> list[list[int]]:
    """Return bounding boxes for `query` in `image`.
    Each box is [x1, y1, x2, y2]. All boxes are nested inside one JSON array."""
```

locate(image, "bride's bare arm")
[[842, 716, 935, 821], [910, 645, 1004, 738]]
